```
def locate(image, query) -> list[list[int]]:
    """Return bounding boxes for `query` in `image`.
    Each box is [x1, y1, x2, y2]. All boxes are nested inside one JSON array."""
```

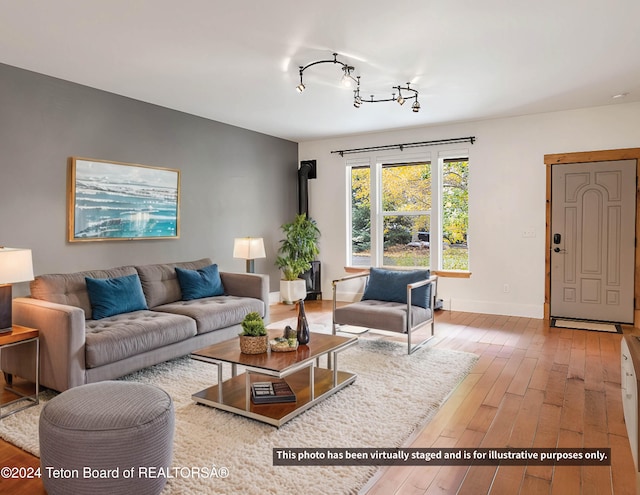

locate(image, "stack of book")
[[251, 380, 296, 404]]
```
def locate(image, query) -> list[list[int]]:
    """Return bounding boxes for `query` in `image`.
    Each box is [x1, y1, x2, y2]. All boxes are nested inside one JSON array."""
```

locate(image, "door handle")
[[553, 247, 567, 254]]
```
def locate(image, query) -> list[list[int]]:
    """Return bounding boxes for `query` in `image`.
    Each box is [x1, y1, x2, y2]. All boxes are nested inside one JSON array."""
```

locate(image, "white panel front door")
[[550, 160, 636, 323]]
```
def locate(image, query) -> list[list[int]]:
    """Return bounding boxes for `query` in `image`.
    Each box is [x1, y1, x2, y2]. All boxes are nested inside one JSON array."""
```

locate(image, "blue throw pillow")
[[361, 268, 431, 308], [85, 274, 148, 319], [175, 263, 225, 300]]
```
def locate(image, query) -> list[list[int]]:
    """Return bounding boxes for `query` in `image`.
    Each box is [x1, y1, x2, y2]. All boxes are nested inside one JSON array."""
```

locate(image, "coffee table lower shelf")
[[192, 367, 356, 427]]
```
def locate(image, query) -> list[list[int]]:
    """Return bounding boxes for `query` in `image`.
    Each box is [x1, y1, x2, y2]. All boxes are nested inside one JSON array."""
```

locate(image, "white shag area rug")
[[0, 339, 477, 495]]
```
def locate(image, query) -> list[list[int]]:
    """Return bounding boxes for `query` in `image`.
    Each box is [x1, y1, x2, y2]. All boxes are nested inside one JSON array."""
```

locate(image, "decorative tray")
[[269, 339, 299, 352]]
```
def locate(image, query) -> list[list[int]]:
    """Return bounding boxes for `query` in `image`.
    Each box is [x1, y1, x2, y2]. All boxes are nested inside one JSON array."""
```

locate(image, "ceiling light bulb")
[[412, 100, 420, 112], [354, 96, 362, 108], [296, 83, 306, 93], [397, 95, 405, 105], [341, 67, 354, 87]]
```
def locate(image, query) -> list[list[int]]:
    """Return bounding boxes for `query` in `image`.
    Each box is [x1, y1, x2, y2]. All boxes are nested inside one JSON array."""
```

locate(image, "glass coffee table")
[[191, 329, 357, 427]]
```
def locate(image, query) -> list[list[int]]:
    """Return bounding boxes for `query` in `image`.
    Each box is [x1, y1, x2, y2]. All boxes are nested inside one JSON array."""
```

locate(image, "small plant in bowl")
[[270, 325, 299, 352], [239, 312, 268, 354]]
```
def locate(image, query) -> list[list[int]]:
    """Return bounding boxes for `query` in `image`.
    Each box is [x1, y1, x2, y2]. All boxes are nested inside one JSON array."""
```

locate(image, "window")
[[441, 158, 469, 270], [348, 150, 469, 271], [381, 162, 431, 267], [350, 163, 371, 267]]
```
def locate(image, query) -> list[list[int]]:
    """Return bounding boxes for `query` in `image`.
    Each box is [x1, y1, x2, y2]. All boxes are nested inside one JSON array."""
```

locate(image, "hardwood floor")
[[1, 302, 637, 494]]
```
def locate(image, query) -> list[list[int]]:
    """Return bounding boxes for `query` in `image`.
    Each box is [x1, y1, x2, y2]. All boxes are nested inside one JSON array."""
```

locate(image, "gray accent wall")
[[0, 63, 298, 294]]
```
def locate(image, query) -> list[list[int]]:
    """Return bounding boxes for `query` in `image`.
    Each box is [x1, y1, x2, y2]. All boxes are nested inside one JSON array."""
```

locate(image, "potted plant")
[[276, 213, 320, 304], [239, 312, 268, 354]]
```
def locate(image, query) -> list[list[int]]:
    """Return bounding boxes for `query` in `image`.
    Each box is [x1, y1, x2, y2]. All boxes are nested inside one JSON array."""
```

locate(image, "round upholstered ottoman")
[[39, 381, 174, 495]]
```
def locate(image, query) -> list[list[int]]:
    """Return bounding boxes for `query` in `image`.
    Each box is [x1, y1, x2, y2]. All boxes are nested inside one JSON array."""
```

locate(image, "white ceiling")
[[1, 0, 639, 142]]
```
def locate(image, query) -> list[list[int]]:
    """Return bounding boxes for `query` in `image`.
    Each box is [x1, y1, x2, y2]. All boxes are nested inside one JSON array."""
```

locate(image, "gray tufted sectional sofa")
[[2, 258, 269, 392]]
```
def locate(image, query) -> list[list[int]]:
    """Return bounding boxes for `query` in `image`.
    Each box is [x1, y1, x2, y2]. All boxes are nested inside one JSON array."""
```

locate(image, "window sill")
[[344, 267, 471, 278], [431, 270, 471, 278]]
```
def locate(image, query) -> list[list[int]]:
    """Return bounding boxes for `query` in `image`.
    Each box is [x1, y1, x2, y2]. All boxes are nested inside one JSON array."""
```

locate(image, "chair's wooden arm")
[[332, 270, 370, 288], [407, 275, 437, 290]]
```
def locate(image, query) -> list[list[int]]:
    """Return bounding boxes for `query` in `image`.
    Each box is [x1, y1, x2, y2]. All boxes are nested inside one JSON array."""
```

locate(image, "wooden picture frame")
[[68, 157, 180, 242]]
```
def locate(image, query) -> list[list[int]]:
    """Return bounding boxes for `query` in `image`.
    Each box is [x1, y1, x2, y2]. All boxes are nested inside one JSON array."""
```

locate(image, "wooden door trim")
[[544, 148, 640, 327]]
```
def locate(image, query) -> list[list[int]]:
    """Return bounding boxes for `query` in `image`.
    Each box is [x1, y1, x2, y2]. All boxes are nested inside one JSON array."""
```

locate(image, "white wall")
[[299, 101, 640, 318]]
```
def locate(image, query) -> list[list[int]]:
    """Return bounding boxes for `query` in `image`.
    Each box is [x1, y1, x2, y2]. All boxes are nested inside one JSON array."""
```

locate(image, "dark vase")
[[296, 299, 310, 344]]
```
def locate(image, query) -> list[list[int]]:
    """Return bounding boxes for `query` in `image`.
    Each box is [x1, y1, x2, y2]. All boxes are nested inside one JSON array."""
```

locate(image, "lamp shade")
[[0, 247, 34, 285], [233, 238, 266, 260]]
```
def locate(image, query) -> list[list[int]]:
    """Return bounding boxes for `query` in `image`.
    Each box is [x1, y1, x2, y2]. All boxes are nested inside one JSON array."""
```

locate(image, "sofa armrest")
[[220, 272, 270, 323], [1, 297, 88, 392]]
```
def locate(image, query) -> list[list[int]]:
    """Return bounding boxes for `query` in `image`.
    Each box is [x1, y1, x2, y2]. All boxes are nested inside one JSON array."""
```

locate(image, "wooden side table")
[[0, 325, 39, 419]]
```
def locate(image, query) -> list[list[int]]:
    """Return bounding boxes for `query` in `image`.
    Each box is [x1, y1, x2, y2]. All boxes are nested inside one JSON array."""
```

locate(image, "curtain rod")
[[331, 136, 476, 157]]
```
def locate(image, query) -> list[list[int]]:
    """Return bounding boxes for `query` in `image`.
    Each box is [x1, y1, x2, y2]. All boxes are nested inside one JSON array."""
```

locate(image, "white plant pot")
[[280, 279, 307, 304]]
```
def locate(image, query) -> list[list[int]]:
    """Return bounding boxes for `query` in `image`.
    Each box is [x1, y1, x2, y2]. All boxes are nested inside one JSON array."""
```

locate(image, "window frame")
[[346, 147, 470, 275]]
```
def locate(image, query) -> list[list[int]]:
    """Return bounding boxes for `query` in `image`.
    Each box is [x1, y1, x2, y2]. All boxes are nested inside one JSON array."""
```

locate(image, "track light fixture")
[[351, 78, 420, 113], [297, 53, 355, 92], [296, 53, 420, 113]]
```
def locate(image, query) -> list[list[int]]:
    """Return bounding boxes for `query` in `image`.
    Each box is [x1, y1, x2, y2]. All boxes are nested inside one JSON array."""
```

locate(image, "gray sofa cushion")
[[30, 266, 138, 320], [136, 258, 212, 308], [85, 310, 197, 368], [333, 299, 432, 333], [153, 295, 265, 334]]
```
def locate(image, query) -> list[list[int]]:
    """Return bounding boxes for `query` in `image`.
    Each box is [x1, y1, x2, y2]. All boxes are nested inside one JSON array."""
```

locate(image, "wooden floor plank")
[[423, 429, 483, 494], [490, 465, 526, 495], [506, 356, 537, 396], [551, 428, 583, 495], [456, 393, 523, 494], [526, 402, 562, 482], [544, 363, 569, 408], [560, 376, 585, 434], [440, 356, 507, 439], [507, 388, 545, 448], [582, 426, 613, 495], [482, 349, 526, 408], [519, 473, 552, 494], [605, 380, 628, 438]]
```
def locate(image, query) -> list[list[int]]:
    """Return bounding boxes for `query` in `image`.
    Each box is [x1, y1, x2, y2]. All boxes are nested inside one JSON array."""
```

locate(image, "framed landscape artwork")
[[68, 157, 180, 242]]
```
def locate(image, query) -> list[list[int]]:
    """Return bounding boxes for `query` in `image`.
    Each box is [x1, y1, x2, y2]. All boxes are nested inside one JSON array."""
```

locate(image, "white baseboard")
[[449, 298, 544, 319]]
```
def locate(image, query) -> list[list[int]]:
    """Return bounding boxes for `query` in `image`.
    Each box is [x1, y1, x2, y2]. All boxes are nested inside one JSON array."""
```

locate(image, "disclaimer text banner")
[[273, 448, 611, 466]]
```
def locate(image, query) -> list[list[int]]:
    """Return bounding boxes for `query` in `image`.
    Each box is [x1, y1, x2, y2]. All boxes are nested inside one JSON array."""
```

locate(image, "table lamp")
[[0, 247, 34, 332], [233, 237, 266, 273]]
